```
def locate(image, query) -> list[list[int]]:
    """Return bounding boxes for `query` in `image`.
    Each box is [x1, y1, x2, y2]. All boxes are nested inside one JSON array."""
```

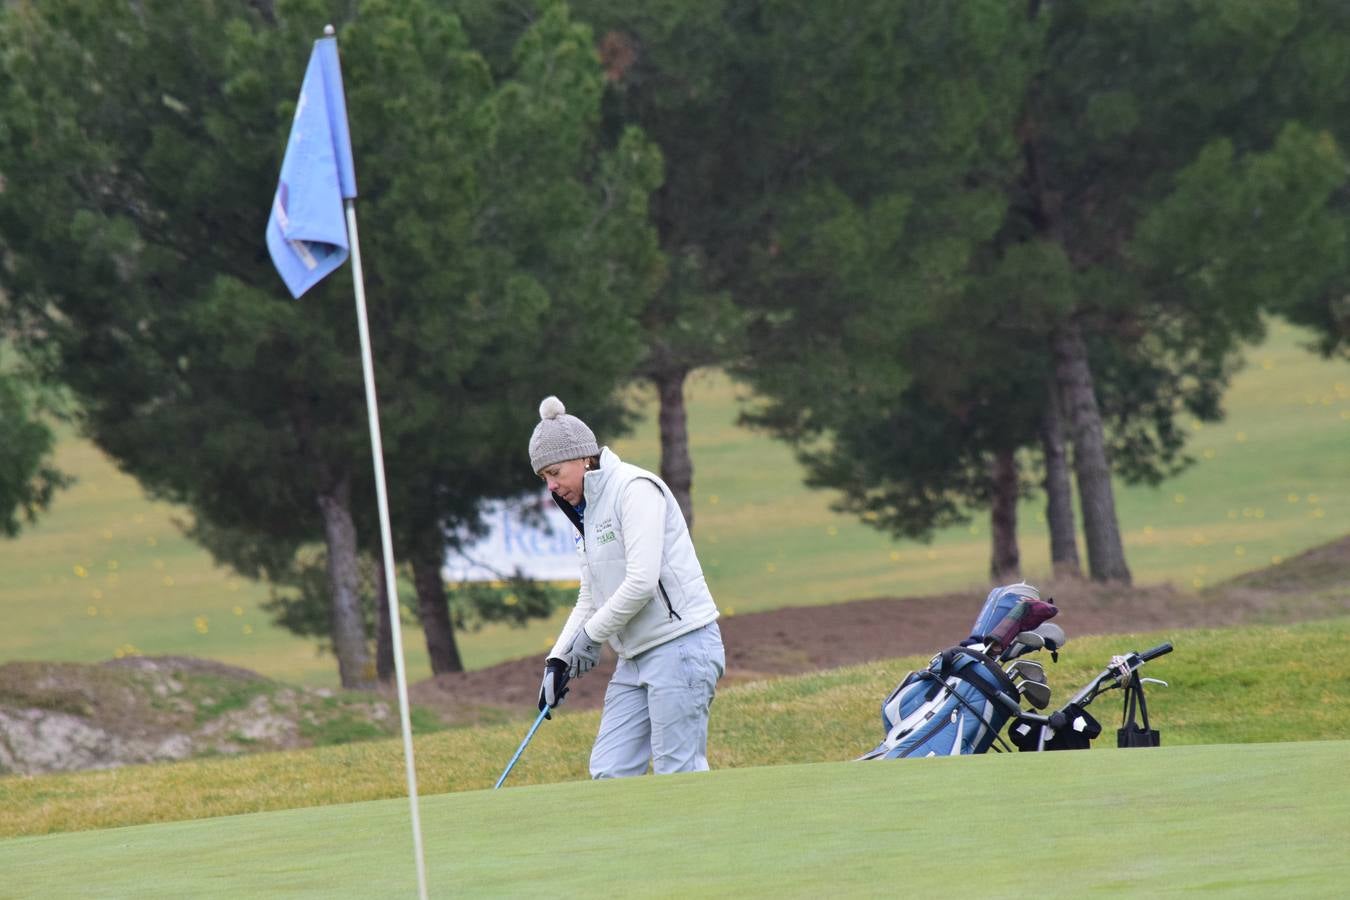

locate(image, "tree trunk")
[[373, 558, 395, 684], [1040, 372, 1082, 578], [316, 477, 375, 689], [989, 447, 1021, 583], [654, 367, 695, 529], [1052, 320, 1132, 584], [412, 545, 463, 674]]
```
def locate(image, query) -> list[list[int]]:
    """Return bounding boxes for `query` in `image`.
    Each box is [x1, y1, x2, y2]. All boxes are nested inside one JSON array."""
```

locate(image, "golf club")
[[1000, 630, 1045, 662], [1015, 678, 1052, 710], [1034, 622, 1066, 650], [1006, 659, 1047, 684], [1033, 622, 1066, 661], [493, 706, 550, 790]]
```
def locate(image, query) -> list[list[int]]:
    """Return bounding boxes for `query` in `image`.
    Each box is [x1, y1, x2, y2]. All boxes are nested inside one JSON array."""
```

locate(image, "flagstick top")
[[324, 24, 335, 36]]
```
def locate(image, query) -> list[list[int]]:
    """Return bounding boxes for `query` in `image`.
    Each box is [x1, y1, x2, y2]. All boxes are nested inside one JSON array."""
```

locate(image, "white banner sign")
[[442, 491, 581, 583]]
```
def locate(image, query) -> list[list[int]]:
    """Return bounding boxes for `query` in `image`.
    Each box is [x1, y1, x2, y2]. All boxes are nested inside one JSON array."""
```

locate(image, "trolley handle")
[[1138, 642, 1173, 663]]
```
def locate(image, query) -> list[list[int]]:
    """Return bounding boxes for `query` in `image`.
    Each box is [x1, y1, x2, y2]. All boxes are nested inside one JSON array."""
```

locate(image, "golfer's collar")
[[583, 447, 618, 496]]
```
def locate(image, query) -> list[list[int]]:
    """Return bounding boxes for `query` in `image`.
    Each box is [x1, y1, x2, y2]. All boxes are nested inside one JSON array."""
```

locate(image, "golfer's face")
[[540, 459, 587, 506]]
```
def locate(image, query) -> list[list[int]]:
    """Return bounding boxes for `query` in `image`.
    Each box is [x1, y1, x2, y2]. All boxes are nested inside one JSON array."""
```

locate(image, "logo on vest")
[[596, 530, 618, 546]]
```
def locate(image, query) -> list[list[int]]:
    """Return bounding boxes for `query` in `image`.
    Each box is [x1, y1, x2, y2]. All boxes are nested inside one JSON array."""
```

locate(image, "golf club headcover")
[[538, 658, 571, 715], [988, 599, 1058, 650], [969, 582, 1045, 645]]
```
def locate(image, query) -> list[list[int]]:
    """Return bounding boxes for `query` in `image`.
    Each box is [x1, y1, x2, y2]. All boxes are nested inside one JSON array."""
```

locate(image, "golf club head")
[[1006, 660, 1047, 684], [1033, 622, 1066, 651], [1002, 630, 1045, 660], [1016, 678, 1052, 710]]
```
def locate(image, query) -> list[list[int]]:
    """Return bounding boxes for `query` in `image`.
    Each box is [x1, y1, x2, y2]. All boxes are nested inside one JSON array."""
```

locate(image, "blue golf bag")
[[859, 645, 1021, 759]]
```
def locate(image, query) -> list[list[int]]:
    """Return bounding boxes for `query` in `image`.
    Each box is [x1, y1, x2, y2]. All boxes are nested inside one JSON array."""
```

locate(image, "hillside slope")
[[409, 533, 1350, 722], [4, 533, 1345, 774]]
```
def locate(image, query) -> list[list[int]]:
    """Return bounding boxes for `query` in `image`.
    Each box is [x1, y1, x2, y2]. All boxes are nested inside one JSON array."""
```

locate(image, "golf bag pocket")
[[861, 647, 1018, 760], [1117, 677, 1160, 748], [1009, 703, 1101, 751]]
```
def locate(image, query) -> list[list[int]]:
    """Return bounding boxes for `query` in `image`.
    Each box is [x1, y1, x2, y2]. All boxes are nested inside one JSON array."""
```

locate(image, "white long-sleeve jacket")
[[548, 447, 719, 661]]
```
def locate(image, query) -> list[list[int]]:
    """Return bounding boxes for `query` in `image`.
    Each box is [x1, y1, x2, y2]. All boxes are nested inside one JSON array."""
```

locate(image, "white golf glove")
[[562, 627, 603, 678]]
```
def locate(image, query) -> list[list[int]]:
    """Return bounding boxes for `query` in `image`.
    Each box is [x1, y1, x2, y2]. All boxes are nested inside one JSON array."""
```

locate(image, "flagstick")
[[344, 197, 429, 900]]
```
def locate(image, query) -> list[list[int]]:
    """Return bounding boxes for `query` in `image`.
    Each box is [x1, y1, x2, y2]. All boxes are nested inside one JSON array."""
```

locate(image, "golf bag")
[[860, 646, 1021, 759]]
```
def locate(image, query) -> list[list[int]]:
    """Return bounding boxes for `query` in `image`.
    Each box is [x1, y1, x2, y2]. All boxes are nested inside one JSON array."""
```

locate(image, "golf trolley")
[[860, 583, 1173, 759], [1005, 641, 1172, 752]]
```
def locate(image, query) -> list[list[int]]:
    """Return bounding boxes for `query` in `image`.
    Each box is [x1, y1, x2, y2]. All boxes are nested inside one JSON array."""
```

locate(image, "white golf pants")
[[589, 622, 725, 778]]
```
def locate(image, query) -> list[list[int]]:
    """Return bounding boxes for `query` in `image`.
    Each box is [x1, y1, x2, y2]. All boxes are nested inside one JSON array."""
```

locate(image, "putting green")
[[3, 741, 1346, 897]]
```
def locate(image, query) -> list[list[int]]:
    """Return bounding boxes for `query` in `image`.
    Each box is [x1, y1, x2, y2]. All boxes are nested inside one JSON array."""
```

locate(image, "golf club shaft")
[[494, 706, 550, 790]]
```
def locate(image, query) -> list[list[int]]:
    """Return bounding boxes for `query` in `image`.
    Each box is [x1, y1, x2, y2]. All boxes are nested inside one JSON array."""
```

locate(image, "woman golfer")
[[531, 395, 725, 777]]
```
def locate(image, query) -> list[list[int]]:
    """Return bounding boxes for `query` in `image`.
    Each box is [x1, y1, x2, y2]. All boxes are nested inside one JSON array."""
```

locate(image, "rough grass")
[[0, 657, 442, 776], [2, 617, 1346, 839]]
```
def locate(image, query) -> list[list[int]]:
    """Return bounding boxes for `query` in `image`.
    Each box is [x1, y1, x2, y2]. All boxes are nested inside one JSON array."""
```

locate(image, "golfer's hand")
[[563, 628, 603, 678], [538, 658, 570, 715]]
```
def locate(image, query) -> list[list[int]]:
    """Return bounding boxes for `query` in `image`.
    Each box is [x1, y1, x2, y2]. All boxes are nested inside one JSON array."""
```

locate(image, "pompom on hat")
[[529, 396, 599, 473]]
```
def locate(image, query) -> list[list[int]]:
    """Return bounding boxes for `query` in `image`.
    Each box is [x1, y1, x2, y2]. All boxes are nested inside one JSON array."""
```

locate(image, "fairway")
[[2, 741, 1346, 897]]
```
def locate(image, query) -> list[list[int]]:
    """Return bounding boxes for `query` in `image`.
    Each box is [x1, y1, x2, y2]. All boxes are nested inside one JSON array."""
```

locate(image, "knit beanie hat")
[[529, 396, 599, 473]]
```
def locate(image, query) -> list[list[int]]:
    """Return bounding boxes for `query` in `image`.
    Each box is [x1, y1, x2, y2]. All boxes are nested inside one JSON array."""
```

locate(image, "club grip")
[[1139, 642, 1173, 662]]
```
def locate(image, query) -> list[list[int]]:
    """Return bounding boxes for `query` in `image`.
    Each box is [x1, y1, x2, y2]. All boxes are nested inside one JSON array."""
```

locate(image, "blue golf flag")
[[266, 36, 358, 299]]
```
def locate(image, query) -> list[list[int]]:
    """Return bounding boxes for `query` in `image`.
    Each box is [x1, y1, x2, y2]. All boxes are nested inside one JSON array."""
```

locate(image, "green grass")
[[2, 618, 1347, 839], [2, 739, 1347, 897], [1, 322, 1346, 684]]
